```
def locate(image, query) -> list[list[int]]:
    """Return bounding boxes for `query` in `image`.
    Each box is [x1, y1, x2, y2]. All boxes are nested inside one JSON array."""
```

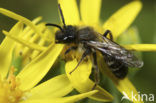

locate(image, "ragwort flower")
[[57, 0, 156, 102], [0, 8, 98, 103], [1, 0, 156, 103]]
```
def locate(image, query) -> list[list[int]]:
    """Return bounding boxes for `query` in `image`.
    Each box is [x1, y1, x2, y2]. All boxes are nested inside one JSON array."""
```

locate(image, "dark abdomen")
[[104, 55, 128, 79]]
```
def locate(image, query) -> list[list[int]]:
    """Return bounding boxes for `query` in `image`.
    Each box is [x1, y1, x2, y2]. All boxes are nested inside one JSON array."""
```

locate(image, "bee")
[[46, 4, 143, 87]]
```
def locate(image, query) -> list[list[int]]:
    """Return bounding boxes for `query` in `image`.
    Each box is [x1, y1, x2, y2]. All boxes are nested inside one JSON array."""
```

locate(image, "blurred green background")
[[0, 0, 155, 103]]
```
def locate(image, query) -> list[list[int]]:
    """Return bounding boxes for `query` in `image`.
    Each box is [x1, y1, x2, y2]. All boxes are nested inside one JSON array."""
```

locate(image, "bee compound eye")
[[55, 31, 64, 40]]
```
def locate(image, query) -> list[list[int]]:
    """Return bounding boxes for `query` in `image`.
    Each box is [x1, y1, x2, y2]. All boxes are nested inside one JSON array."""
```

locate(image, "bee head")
[[55, 25, 76, 43], [46, 4, 77, 43]]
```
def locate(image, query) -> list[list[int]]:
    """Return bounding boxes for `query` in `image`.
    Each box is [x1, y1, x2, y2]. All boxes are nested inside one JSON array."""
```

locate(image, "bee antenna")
[[46, 23, 64, 32], [58, 4, 66, 28]]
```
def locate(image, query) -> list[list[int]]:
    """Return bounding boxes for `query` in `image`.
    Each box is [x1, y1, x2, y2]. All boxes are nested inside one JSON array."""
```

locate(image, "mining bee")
[[46, 4, 143, 88]]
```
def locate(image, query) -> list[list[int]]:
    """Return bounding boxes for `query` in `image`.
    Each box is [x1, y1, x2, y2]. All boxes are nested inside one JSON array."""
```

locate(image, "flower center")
[[0, 67, 23, 103]]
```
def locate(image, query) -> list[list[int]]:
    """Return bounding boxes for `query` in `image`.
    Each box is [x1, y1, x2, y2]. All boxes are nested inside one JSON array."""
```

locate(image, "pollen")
[[0, 67, 23, 103]]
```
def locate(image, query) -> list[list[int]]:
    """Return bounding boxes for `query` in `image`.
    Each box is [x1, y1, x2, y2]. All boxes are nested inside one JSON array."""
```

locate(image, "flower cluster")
[[0, 0, 156, 103]]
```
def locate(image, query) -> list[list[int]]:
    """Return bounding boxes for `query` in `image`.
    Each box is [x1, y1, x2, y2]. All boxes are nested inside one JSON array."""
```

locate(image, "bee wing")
[[86, 36, 143, 68]]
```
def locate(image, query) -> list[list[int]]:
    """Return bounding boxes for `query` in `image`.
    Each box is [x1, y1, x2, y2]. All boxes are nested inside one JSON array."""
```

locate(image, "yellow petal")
[[31, 16, 42, 24], [117, 78, 144, 103], [20, 90, 98, 103], [123, 44, 156, 51], [98, 55, 143, 103], [29, 74, 73, 99], [17, 44, 64, 91], [103, 1, 142, 39], [21, 16, 42, 36], [0, 22, 23, 78], [2, 30, 47, 51], [80, 0, 101, 25], [21, 16, 42, 37], [0, 8, 49, 41], [58, 0, 80, 25], [65, 59, 113, 102]]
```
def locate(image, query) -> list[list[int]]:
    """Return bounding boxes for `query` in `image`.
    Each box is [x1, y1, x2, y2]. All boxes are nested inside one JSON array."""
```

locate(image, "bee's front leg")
[[92, 51, 100, 90], [69, 48, 91, 74], [64, 46, 78, 55]]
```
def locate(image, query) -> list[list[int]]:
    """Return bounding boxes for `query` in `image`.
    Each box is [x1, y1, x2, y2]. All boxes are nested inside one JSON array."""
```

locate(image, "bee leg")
[[92, 52, 100, 90], [69, 49, 91, 74], [103, 30, 113, 41], [64, 46, 77, 55]]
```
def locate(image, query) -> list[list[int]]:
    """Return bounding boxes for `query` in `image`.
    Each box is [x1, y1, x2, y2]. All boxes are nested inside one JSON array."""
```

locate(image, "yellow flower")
[[0, 8, 98, 103], [1, 0, 156, 103], [0, 67, 97, 103], [57, 0, 156, 103]]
